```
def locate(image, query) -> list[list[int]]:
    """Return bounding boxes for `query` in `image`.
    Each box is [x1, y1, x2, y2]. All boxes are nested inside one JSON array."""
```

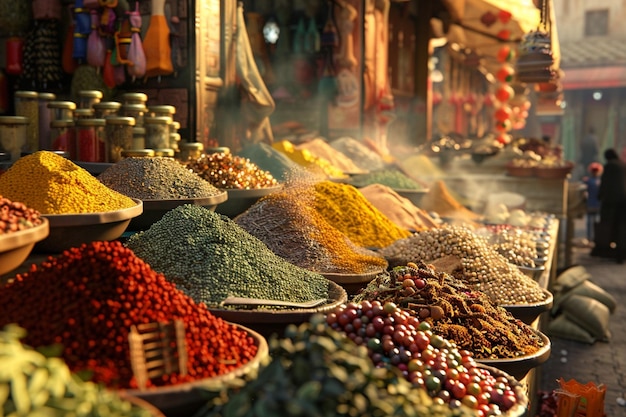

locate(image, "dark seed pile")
[[126, 205, 330, 307], [98, 156, 223, 200]]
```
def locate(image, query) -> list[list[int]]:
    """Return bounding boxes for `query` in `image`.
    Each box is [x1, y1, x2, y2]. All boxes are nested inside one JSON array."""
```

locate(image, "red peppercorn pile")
[[0, 241, 258, 389], [0, 195, 43, 234]]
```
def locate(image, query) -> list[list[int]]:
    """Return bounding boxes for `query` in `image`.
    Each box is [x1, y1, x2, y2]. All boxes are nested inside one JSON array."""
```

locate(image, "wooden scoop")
[[221, 296, 328, 309]]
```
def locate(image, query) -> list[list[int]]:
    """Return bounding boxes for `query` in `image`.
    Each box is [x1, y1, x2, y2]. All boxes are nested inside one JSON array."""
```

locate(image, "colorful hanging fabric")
[[125, 2, 146, 80], [72, 0, 91, 61], [87, 9, 106, 68]]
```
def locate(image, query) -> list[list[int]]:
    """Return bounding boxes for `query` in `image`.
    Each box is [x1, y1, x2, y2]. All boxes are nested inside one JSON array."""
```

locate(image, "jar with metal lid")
[[121, 149, 155, 158], [75, 118, 105, 162], [120, 103, 147, 126], [37, 92, 56, 151], [104, 116, 135, 162], [48, 101, 77, 122], [50, 119, 76, 159], [148, 105, 176, 118], [93, 101, 121, 118], [178, 142, 204, 162], [121, 92, 148, 106], [74, 108, 95, 120], [14, 90, 39, 153], [78, 90, 103, 109], [0, 116, 28, 162], [144, 116, 172, 149], [170, 120, 180, 134], [132, 126, 146, 150], [154, 148, 175, 158], [169, 132, 181, 152]]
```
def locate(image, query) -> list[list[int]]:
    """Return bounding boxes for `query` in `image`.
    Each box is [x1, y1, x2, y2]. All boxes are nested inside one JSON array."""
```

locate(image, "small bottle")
[[37, 92, 56, 151], [74, 108, 95, 120], [77, 90, 103, 109], [178, 141, 204, 162], [132, 126, 146, 150], [104, 116, 135, 162], [120, 103, 148, 126], [169, 132, 181, 152], [75, 118, 105, 162], [93, 101, 121, 118], [144, 116, 172, 149], [154, 148, 175, 158], [50, 119, 76, 159], [148, 104, 176, 119], [121, 149, 155, 158], [0, 116, 28, 162], [14, 90, 39, 153], [121, 92, 148, 106], [48, 101, 77, 122]]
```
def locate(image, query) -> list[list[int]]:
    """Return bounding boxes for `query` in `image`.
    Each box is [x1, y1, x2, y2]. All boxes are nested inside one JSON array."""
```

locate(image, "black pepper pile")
[[98, 156, 223, 200], [185, 152, 279, 189], [126, 205, 331, 307]]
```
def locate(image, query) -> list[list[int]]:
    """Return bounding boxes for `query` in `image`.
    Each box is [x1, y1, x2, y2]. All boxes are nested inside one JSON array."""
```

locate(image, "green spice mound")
[[350, 168, 425, 190], [98, 156, 223, 200], [235, 190, 388, 274], [126, 205, 330, 306], [200, 315, 476, 417]]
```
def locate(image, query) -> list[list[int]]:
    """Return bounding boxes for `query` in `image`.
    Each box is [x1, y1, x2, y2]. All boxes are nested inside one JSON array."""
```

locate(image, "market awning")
[[562, 66, 626, 90]]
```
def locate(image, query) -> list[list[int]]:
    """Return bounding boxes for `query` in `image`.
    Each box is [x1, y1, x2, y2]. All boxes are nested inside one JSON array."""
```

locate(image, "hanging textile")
[[235, 2, 275, 144]]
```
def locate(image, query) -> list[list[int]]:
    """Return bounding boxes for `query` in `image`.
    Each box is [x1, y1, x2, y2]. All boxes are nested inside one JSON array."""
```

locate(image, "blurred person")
[[582, 162, 603, 245], [597, 148, 626, 263]]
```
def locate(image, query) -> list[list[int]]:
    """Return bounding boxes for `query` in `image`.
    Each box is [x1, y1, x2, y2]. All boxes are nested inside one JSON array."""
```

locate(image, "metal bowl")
[[0, 218, 49, 276], [501, 288, 554, 325]]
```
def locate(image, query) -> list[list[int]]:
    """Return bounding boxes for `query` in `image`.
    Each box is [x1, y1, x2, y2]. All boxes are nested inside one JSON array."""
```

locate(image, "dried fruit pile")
[[0, 241, 258, 389], [0, 196, 43, 234], [354, 262, 545, 359]]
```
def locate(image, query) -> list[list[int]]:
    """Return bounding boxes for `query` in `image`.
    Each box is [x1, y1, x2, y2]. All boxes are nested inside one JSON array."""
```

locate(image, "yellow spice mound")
[[0, 151, 136, 214], [419, 180, 481, 221]]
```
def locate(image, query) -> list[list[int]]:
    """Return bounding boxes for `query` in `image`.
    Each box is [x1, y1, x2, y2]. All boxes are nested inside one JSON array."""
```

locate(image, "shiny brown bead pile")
[[185, 152, 279, 189]]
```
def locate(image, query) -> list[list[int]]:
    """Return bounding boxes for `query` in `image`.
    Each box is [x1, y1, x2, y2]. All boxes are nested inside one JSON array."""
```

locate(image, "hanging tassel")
[[87, 9, 106, 69], [126, 1, 146, 80]]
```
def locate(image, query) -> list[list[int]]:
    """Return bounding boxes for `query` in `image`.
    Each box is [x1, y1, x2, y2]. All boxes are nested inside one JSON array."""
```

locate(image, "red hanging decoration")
[[480, 11, 497, 27], [497, 45, 514, 63], [498, 10, 512, 24], [495, 105, 512, 122], [495, 84, 515, 102], [496, 65, 515, 83], [5, 37, 24, 75], [497, 29, 511, 41]]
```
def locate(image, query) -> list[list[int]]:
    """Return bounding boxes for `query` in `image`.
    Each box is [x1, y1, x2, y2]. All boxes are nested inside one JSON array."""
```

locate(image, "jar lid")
[[122, 92, 148, 103], [206, 146, 231, 154], [121, 149, 155, 158], [0, 116, 29, 124], [75, 118, 106, 127], [169, 132, 181, 142], [74, 108, 95, 117], [78, 90, 104, 99], [38, 92, 57, 101], [15, 91, 38, 99], [120, 103, 148, 112], [181, 142, 204, 150], [148, 105, 176, 115], [48, 101, 77, 110], [171, 121, 181, 130], [132, 127, 146, 135], [50, 119, 75, 128], [144, 116, 172, 125], [93, 101, 122, 110], [104, 116, 136, 126], [154, 148, 175, 157]]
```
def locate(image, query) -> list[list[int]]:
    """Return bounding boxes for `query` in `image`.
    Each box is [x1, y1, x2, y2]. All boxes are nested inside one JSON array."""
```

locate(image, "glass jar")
[[74, 108, 95, 120], [121, 92, 148, 106], [121, 149, 155, 158], [120, 103, 147, 127], [48, 101, 77, 122], [104, 116, 135, 162], [14, 90, 39, 153], [148, 105, 176, 119], [132, 126, 146, 150], [93, 101, 121, 118], [78, 90, 103, 109], [154, 148, 175, 158], [178, 142, 204, 162], [37, 92, 56, 151], [170, 120, 180, 134], [50, 119, 76, 159], [169, 132, 181, 152], [0, 116, 28, 162], [75, 118, 105, 162], [144, 116, 172, 149]]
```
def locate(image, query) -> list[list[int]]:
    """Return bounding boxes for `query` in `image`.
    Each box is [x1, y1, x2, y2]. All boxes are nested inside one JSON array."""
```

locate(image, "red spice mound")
[[0, 241, 258, 389]]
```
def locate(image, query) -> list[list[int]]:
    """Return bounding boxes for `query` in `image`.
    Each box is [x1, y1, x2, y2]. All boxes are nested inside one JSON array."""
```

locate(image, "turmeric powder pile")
[[0, 151, 136, 214], [273, 140, 346, 179], [235, 189, 388, 274], [313, 181, 411, 248]]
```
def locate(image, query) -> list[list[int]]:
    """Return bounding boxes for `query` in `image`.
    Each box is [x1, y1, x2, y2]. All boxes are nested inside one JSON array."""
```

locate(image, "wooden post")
[[413, 0, 432, 145]]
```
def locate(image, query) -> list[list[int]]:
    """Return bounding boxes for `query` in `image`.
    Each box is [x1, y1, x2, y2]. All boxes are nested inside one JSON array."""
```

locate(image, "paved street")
[[536, 219, 626, 416]]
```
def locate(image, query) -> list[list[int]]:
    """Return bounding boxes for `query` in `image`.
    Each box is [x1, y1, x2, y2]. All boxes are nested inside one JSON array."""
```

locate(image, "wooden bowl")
[[0, 218, 49, 276], [215, 186, 282, 218], [505, 162, 536, 177], [207, 281, 347, 338], [477, 330, 551, 381], [122, 323, 268, 417], [35, 199, 143, 253], [128, 193, 228, 231], [535, 162, 573, 179]]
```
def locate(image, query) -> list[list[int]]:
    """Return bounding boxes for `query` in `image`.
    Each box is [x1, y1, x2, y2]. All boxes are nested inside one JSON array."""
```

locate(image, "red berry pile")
[[327, 301, 523, 416]]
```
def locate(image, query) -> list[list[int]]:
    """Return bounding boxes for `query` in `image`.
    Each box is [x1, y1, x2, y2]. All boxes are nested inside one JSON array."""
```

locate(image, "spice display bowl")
[[501, 288, 554, 325], [122, 323, 268, 417], [35, 199, 143, 253], [128, 192, 228, 231], [321, 268, 384, 296], [505, 162, 536, 177], [393, 188, 430, 207], [0, 218, 49, 276], [476, 364, 529, 416], [476, 329, 551, 381], [207, 280, 348, 338], [535, 162, 574, 179], [517, 264, 547, 281], [216, 186, 283, 218]]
